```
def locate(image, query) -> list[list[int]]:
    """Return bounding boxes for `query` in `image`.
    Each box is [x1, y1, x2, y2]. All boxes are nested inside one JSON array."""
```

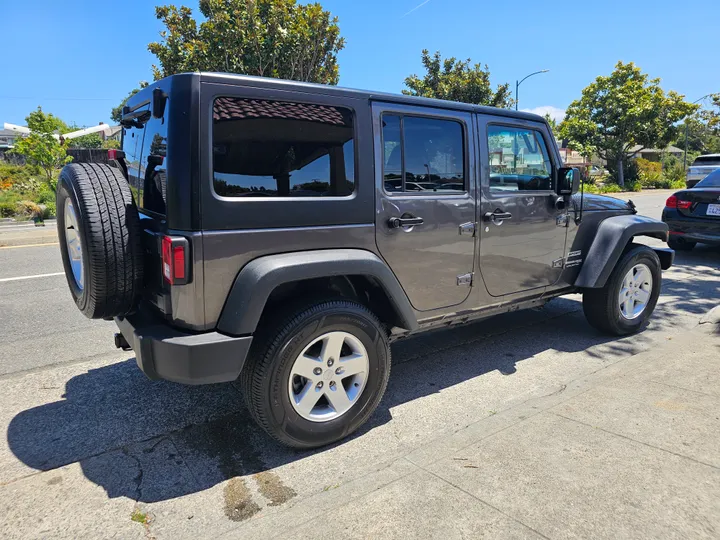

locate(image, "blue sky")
[[2, 0, 718, 127]]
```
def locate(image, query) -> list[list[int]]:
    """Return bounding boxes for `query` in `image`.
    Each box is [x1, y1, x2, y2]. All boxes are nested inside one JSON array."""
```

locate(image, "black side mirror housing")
[[152, 88, 168, 119], [558, 167, 580, 196]]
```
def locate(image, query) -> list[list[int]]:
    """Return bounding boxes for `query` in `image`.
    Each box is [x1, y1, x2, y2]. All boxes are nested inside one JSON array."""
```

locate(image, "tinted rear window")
[[693, 156, 720, 166], [212, 97, 355, 198], [122, 102, 168, 215]]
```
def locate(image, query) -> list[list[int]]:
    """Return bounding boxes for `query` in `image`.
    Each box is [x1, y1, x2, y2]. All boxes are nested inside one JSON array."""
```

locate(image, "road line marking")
[[0, 272, 64, 283], [0, 242, 59, 250]]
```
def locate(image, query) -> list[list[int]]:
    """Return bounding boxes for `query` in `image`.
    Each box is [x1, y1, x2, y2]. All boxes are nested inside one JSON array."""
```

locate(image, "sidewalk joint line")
[[421, 467, 551, 540], [552, 412, 720, 471]]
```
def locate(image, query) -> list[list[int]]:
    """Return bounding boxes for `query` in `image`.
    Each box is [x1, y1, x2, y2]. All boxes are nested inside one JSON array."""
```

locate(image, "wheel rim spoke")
[[291, 354, 322, 380], [288, 331, 370, 423], [635, 289, 650, 304], [320, 332, 345, 364], [337, 353, 367, 377], [618, 263, 653, 320], [325, 383, 352, 414], [293, 381, 322, 416]]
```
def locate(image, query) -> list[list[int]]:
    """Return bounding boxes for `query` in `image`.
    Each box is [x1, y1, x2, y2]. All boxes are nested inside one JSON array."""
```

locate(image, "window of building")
[[487, 125, 553, 192], [382, 114, 465, 193], [212, 97, 355, 198]]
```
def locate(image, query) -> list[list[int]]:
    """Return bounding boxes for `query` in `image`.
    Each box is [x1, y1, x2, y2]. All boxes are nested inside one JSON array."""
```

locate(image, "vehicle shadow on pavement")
[[6, 250, 718, 503]]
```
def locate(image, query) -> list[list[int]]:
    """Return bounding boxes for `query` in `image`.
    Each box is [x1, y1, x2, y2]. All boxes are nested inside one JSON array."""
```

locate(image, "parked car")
[[663, 168, 720, 250], [686, 154, 720, 188], [589, 165, 608, 178], [55, 73, 672, 449]]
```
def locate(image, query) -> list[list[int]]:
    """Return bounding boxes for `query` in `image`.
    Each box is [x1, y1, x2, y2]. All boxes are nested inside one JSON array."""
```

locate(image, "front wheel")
[[240, 300, 391, 449], [583, 245, 662, 336]]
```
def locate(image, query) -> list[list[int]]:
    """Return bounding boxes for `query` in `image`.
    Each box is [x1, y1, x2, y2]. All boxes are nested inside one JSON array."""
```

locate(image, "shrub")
[[15, 200, 42, 218], [626, 180, 643, 192], [37, 184, 56, 205], [42, 201, 56, 219], [637, 158, 663, 188], [607, 158, 640, 185], [0, 202, 16, 218]]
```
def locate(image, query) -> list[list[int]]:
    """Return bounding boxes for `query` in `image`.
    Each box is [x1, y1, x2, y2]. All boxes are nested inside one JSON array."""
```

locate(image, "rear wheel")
[[240, 299, 390, 449], [667, 236, 696, 251], [583, 245, 662, 336], [56, 163, 143, 319]]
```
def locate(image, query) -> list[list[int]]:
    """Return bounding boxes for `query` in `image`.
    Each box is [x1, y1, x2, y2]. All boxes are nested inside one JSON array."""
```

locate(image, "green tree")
[[110, 82, 149, 124], [147, 1, 345, 84], [544, 113, 559, 139], [10, 107, 72, 189], [559, 62, 697, 186], [403, 50, 513, 108], [68, 132, 103, 149]]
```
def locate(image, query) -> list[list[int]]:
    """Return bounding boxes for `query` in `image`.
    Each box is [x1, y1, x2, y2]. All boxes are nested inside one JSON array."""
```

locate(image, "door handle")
[[483, 211, 512, 223], [388, 216, 424, 229]]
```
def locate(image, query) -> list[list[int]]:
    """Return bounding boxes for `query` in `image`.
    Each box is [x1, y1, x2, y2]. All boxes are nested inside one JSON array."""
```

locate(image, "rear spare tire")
[[56, 163, 143, 319]]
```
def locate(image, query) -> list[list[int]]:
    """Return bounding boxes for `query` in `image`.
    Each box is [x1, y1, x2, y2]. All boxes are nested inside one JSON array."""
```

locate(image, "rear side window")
[[693, 156, 720, 166], [121, 102, 168, 215], [212, 97, 355, 198], [382, 114, 465, 193], [487, 125, 553, 192]]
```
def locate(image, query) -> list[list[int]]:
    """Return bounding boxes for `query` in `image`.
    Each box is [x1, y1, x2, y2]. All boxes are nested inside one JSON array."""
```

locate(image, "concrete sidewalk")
[[1, 313, 718, 539]]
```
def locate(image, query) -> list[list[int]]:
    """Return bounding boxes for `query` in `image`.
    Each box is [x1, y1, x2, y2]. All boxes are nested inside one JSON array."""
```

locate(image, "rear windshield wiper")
[[120, 108, 151, 129]]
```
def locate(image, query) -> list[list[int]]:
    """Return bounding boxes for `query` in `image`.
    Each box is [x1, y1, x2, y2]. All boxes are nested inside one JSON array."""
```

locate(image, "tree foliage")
[[68, 133, 103, 149], [110, 82, 149, 124], [674, 93, 720, 155], [560, 62, 697, 185], [10, 107, 72, 187], [403, 50, 513, 108], [147, 0, 345, 84], [544, 113, 559, 139]]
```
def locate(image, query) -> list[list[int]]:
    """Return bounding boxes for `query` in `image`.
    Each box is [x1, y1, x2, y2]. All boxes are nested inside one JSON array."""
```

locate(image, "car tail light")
[[162, 236, 189, 285], [665, 196, 692, 209]]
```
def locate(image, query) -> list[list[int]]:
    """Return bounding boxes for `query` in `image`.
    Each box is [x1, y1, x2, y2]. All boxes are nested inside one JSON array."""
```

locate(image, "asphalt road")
[[0, 189, 714, 378]]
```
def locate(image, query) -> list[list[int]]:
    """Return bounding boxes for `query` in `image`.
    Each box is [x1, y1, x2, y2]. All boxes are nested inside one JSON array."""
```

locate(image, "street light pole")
[[515, 70, 549, 111], [684, 94, 712, 170]]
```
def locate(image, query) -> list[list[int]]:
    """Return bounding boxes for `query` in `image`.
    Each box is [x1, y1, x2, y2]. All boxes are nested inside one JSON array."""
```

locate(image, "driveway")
[[1, 190, 719, 539]]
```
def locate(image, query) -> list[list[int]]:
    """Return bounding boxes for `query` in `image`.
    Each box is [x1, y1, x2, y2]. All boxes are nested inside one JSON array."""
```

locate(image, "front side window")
[[382, 114, 465, 193], [487, 125, 553, 192], [213, 97, 355, 198]]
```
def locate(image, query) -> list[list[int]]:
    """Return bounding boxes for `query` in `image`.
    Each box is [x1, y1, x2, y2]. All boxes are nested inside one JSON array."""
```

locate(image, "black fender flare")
[[217, 249, 418, 336], [574, 215, 671, 288]]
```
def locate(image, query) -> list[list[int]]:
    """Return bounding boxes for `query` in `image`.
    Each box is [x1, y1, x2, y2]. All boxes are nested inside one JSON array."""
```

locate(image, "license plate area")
[[707, 204, 720, 217]]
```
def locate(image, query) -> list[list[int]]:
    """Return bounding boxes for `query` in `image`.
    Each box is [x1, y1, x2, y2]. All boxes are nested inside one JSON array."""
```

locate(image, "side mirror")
[[558, 167, 580, 196], [152, 88, 167, 119]]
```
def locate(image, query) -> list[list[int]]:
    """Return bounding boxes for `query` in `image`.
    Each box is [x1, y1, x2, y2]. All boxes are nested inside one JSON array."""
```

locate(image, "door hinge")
[[457, 272, 474, 286], [458, 222, 476, 236]]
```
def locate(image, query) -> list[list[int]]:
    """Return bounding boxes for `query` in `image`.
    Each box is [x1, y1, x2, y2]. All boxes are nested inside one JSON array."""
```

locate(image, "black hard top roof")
[[195, 72, 544, 123]]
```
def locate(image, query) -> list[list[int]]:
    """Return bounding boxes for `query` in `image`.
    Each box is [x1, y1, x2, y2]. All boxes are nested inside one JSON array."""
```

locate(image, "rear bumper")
[[662, 209, 720, 245], [115, 311, 253, 385]]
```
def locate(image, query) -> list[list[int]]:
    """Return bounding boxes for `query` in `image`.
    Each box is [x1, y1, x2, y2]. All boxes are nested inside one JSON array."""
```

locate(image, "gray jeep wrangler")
[[56, 73, 673, 448]]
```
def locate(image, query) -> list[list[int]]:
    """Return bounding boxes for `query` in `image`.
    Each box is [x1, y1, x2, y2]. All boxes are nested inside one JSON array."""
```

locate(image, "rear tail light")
[[107, 149, 125, 160], [162, 236, 189, 285], [665, 196, 691, 209]]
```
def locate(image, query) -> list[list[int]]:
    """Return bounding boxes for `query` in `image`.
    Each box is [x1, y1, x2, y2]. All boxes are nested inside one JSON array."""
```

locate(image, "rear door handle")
[[483, 211, 512, 222], [388, 216, 424, 228]]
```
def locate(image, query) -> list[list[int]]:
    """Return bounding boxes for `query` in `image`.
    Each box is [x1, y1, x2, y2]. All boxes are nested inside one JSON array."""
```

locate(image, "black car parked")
[[663, 169, 720, 251]]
